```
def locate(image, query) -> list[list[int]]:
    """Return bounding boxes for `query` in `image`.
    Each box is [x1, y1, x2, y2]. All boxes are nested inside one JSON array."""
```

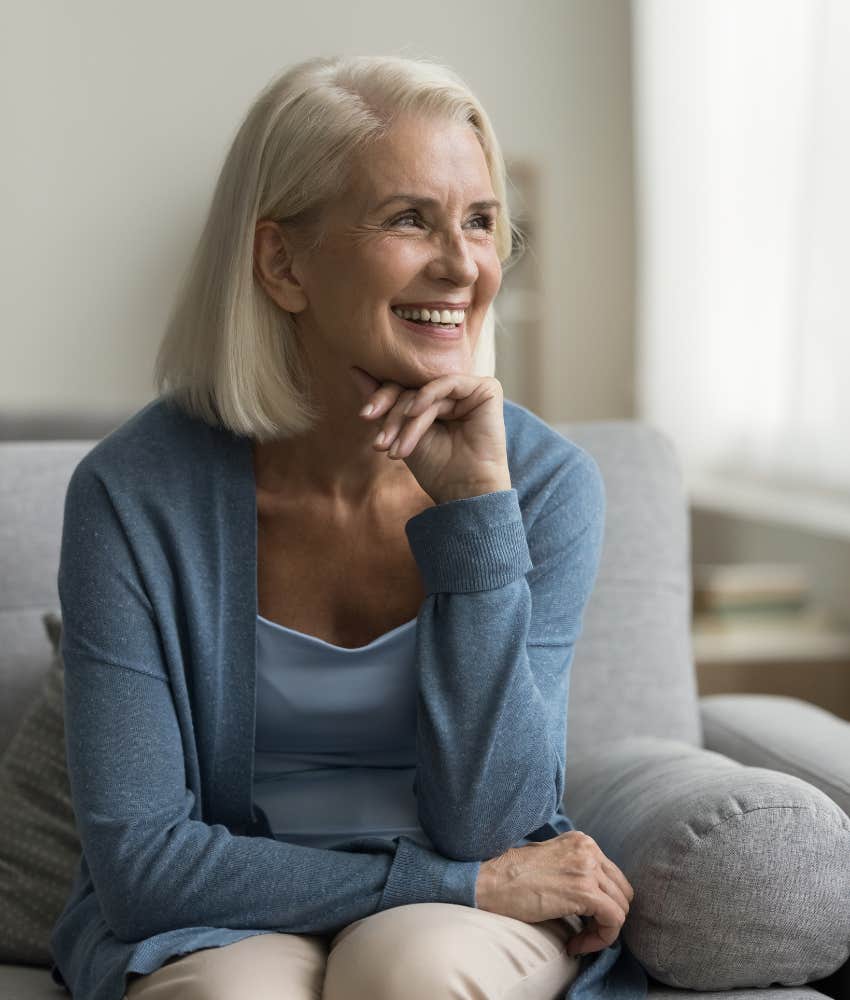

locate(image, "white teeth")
[[392, 306, 466, 325]]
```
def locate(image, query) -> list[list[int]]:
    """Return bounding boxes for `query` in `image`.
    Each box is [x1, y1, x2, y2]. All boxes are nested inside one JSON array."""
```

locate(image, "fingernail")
[[374, 431, 385, 446], [360, 403, 374, 417], [402, 399, 413, 415]]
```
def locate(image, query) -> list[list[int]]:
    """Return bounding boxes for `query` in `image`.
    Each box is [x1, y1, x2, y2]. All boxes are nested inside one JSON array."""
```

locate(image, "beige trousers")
[[123, 903, 583, 1000]]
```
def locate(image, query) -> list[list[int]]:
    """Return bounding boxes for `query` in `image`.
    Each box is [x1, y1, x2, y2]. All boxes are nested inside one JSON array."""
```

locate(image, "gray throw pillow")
[[0, 611, 81, 966], [563, 736, 850, 990]]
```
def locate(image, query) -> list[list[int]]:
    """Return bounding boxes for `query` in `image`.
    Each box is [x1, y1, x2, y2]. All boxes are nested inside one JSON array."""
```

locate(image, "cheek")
[[359, 241, 423, 289], [376, 239, 425, 270], [479, 251, 503, 300]]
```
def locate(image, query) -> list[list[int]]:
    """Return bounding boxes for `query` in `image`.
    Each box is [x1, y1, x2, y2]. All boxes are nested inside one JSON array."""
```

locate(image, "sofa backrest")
[[0, 419, 702, 761], [556, 420, 702, 758], [0, 441, 96, 756]]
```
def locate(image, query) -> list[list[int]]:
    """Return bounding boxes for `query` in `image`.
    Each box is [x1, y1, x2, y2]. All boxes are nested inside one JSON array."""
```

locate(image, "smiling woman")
[[250, 111, 503, 465], [49, 54, 645, 1000]]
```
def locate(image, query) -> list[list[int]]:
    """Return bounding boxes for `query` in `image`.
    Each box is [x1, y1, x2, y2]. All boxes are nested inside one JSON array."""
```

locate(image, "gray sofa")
[[1, 416, 848, 999]]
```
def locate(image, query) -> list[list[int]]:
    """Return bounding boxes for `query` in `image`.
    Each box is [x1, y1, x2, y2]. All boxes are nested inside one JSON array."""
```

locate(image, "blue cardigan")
[[49, 393, 647, 1000]]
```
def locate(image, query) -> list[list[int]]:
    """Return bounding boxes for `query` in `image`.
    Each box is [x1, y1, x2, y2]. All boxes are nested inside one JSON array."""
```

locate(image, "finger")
[[599, 869, 631, 916], [349, 365, 381, 398], [372, 390, 418, 451], [566, 929, 607, 957], [359, 383, 406, 421], [565, 911, 622, 956], [575, 835, 633, 905], [566, 888, 625, 956], [601, 857, 635, 904], [386, 398, 455, 459], [402, 373, 501, 421]]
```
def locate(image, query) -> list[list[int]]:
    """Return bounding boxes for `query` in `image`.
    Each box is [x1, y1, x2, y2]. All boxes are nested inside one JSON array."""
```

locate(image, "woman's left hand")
[[349, 366, 512, 505]]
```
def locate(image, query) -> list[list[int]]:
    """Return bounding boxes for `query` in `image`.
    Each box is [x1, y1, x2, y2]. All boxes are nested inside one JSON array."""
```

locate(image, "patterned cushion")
[[0, 612, 81, 966]]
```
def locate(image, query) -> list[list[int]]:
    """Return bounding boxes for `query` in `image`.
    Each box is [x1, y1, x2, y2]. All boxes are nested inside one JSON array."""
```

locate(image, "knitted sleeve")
[[404, 447, 606, 860]]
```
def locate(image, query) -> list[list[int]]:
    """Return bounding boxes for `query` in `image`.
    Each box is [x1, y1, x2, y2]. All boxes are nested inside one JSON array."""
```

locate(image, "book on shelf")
[[693, 561, 812, 616], [692, 605, 839, 635]]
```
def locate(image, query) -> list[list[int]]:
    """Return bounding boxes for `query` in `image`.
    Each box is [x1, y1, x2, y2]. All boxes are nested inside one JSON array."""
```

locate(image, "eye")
[[390, 211, 425, 228], [468, 214, 497, 232], [387, 210, 496, 232]]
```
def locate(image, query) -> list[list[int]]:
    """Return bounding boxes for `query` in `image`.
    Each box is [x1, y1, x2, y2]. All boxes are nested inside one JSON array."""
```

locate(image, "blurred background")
[[2, 0, 848, 717]]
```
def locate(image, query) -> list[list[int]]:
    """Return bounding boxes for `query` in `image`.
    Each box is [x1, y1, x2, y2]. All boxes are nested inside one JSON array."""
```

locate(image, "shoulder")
[[503, 398, 605, 530], [65, 395, 247, 511]]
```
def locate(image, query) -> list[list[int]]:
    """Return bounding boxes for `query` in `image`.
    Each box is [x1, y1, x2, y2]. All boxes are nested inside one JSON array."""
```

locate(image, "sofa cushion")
[[0, 612, 81, 967], [700, 694, 850, 818], [563, 737, 850, 990]]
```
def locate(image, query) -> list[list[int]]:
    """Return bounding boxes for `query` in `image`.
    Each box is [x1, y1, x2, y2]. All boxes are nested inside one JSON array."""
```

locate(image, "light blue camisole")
[[253, 611, 436, 851]]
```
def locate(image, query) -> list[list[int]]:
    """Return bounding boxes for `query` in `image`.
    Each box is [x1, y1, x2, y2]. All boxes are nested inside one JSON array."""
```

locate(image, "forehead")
[[349, 114, 495, 207]]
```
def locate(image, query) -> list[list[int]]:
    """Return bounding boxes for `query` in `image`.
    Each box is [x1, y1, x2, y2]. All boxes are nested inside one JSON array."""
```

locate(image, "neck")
[[252, 327, 429, 509]]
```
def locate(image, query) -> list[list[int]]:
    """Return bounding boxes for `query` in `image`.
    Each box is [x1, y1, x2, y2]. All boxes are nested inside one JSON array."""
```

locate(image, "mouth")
[[389, 305, 466, 340]]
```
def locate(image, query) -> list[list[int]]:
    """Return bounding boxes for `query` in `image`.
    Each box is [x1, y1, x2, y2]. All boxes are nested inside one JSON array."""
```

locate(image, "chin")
[[359, 343, 474, 389], [411, 355, 473, 384]]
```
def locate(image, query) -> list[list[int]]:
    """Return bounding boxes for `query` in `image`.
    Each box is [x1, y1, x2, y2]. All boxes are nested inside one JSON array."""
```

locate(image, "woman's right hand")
[[474, 831, 634, 956]]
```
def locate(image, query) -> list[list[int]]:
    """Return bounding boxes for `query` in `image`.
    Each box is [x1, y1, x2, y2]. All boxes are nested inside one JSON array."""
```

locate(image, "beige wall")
[[1, 0, 635, 425]]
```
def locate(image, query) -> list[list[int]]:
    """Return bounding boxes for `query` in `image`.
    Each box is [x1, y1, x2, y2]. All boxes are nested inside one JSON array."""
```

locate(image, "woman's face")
[[287, 112, 503, 389]]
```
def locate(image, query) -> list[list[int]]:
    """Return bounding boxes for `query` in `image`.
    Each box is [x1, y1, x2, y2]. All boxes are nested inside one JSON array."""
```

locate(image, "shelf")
[[693, 611, 850, 664], [686, 472, 850, 541]]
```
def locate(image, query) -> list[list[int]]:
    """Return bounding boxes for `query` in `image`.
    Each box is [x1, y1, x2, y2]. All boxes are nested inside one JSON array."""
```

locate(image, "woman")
[[48, 55, 644, 1000]]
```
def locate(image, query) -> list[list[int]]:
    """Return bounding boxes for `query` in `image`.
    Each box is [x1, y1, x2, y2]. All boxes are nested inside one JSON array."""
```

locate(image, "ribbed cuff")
[[405, 490, 533, 595], [379, 836, 481, 911]]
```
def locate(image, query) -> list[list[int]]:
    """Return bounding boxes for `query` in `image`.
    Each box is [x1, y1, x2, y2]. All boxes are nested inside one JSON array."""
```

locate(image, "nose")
[[425, 226, 479, 287]]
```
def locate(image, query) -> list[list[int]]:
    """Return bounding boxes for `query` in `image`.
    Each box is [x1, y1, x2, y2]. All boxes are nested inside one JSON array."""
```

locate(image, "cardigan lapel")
[[204, 430, 260, 832]]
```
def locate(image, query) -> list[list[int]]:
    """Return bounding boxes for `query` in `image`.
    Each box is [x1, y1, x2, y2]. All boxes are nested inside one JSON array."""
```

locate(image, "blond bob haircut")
[[153, 54, 525, 442]]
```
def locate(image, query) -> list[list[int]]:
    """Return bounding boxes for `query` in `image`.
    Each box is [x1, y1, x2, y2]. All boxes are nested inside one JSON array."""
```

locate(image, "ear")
[[253, 220, 309, 313]]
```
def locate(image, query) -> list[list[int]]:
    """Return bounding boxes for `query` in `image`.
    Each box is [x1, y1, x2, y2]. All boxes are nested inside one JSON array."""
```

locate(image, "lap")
[[123, 905, 582, 1000], [324, 903, 582, 1000], [124, 931, 327, 1000]]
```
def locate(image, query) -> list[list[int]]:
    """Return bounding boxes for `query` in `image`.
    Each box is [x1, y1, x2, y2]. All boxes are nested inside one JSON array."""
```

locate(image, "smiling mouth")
[[389, 308, 465, 339], [390, 305, 466, 328]]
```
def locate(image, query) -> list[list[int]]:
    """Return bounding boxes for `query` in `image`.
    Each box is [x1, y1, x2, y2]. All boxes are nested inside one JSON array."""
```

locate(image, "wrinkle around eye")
[[342, 223, 401, 248]]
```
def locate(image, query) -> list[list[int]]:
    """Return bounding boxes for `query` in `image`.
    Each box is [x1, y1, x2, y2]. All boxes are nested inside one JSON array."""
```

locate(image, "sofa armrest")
[[700, 694, 850, 819], [562, 737, 850, 991]]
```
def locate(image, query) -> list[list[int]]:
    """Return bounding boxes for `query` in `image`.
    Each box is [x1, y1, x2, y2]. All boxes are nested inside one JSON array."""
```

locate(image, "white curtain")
[[632, 0, 850, 495]]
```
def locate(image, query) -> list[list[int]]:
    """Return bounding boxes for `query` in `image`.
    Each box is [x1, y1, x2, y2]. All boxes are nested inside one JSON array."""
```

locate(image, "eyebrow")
[[373, 194, 501, 213]]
